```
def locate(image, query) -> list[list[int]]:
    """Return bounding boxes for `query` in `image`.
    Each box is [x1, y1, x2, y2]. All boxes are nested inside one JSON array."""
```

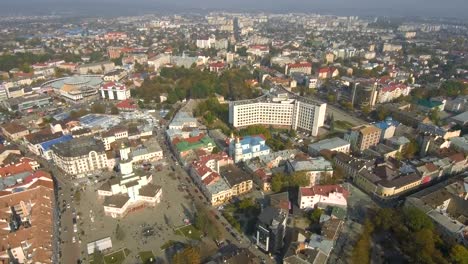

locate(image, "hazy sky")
[[2, 0, 468, 19]]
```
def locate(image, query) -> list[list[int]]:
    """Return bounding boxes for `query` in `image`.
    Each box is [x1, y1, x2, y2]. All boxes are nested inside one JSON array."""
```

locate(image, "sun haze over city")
[[0, 1, 467, 264]]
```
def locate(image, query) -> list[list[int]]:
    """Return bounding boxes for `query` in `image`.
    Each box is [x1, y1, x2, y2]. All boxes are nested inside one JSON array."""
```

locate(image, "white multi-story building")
[[196, 35, 216, 49], [298, 185, 349, 210], [229, 87, 327, 136], [100, 82, 131, 101], [97, 144, 162, 218], [148, 54, 171, 71], [51, 136, 108, 176], [285, 62, 312, 75], [376, 83, 412, 104]]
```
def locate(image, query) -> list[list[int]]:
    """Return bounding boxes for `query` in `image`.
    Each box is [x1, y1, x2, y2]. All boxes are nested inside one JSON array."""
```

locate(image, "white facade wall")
[[299, 192, 348, 210], [230, 100, 326, 137]]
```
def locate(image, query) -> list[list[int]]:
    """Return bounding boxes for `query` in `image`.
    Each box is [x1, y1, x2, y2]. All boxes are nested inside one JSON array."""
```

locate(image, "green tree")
[[403, 207, 434, 232], [271, 174, 284, 192], [91, 103, 106, 114], [450, 245, 468, 264], [309, 208, 323, 223], [110, 106, 119, 115], [93, 249, 105, 264]]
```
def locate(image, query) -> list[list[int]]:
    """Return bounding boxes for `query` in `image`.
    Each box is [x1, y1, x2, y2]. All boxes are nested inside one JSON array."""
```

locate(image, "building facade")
[[51, 137, 108, 176], [229, 87, 327, 136], [100, 82, 131, 101]]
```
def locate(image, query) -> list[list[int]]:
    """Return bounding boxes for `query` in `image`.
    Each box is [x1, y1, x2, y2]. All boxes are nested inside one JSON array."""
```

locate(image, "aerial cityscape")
[[0, 1, 467, 264]]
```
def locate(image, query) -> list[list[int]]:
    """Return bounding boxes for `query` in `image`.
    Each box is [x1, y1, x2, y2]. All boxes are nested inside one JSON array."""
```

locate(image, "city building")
[[405, 178, 468, 246], [0, 171, 54, 264], [228, 135, 271, 163], [450, 136, 468, 154], [97, 144, 162, 218], [308, 137, 351, 155], [25, 130, 73, 160], [2, 93, 52, 112], [229, 87, 327, 136], [286, 156, 334, 186], [345, 125, 382, 152], [247, 45, 269, 56], [100, 82, 131, 101], [285, 62, 312, 75], [298, 185, 349, 210], [376, 83, 412, 103], [372, 117, 400, 141], [77, 61, 115, 75], [103, 69, 127, 82], [51, 136, 108, 176], [1, 122, 29, 141], [190, 152, 252, 206], [41, 75, 102, 102], [256, 206, 288, 254]]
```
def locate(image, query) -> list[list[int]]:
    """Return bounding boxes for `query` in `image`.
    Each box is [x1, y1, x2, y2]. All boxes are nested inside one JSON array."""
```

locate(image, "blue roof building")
[[229, 135, 271, 163], [372, 117, 400, 141], [39, 134, 74, 160]]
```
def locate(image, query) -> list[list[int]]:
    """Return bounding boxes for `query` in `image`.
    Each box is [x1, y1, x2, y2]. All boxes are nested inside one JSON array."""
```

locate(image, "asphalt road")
[[20, 145, 81, 264]]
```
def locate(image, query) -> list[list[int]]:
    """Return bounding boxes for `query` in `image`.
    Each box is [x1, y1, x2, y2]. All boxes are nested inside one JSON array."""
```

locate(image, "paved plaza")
[[75, 164, 203, 263]]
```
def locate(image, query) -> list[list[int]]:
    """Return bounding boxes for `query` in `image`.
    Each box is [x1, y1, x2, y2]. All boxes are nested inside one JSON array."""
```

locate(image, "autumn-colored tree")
[[172, 246, 201, 264]]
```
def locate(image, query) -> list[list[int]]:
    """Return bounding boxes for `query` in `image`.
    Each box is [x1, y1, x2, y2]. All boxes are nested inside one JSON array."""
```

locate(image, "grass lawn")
[[103, 249, 127, 264], [334, 120, 354, 130], [139, 251, 155, 263], [174, 224, 202, 240]]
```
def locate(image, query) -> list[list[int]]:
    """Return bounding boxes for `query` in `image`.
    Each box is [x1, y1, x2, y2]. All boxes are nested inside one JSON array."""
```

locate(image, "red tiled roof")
[[424, 163, 439, 172], [172, 133, 205, 145], [101, 82, 126, 90], [0, 160, 34, 177], [210, 62, 225, 68], [116, 99, 137, 109], [249, 45, 269, 51], [318, 67, 329, 74], [381, 83, 407, 93], [449, 153, 465, 163], [300, 185, 349, 198], [288, 62, 312, 68]]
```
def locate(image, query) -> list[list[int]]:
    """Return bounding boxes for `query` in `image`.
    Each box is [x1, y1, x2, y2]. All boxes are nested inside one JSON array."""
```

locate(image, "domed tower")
[[119, 142, 133, 176], [234, 137, 243, 162]]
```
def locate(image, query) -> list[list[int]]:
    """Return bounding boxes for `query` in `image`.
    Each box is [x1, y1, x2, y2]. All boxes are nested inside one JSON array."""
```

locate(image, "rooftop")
[[308, 137, 350, 152], [51, 136, 105, 157]]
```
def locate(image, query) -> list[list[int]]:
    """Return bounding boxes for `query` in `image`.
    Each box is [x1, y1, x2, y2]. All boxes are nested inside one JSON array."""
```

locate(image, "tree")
[[403, 139, 419, 159], [93, 249, 104, 264], [361, 105, 371, 115], [172, 246, 200, 264], [351, 220, 374, 264], [211, 147, 220, 154], [110, 106, 119, 115], [309, 208, 323, 223], [271, 174, 284, 192], [429, 109, 441, 125], [91, 103, 106, 114], [115, 223, 125, 241], [403, 207, 434, 232], [450, 245, 468, 264], [376, 107, 389, 121]]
